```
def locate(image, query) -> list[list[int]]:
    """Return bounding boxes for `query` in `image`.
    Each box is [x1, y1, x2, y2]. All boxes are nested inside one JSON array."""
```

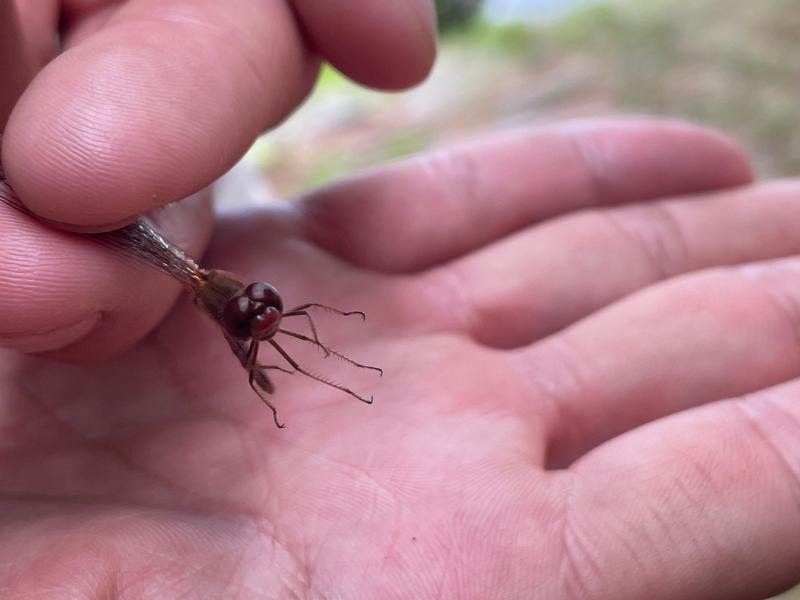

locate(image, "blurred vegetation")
[[542, 0, 800, 176], [259, 0, 800, 197], [435, 0, 484, 32]]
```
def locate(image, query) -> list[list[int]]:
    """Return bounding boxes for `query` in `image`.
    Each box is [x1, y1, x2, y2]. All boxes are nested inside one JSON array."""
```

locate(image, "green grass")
[[314, 63, 355, 94]]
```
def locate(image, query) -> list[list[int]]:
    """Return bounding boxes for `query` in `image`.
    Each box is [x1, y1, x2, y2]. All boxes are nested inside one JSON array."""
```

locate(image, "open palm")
[[2, 120, 800, 599]]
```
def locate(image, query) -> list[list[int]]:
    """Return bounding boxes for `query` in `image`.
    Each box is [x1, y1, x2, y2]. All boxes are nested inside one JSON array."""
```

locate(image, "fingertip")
[[293, 0, 437, 90], [4, 0, 316, 226], [0, 2, 39, 127], [564, 118, 754, 199], [682, 123, 754, 185]]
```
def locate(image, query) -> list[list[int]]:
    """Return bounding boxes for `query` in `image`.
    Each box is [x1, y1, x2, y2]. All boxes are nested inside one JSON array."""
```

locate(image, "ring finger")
[[517, 255, 800, 466]]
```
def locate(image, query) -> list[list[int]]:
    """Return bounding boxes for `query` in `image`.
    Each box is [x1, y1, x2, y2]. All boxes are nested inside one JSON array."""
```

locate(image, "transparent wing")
[[0, 176, 206, 290]]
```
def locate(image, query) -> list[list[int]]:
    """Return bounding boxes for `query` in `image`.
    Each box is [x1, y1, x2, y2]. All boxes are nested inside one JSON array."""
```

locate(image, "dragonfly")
[[0, 169, 381, 428]]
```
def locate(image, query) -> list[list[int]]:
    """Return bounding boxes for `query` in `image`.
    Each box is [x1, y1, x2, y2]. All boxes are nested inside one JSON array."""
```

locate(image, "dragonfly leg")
[[284, 303, 366, 321], [277, 329, 382, 376], [268, 339, 373, 405], [244, 339, 285, 428], [281, 310, 328, 356]]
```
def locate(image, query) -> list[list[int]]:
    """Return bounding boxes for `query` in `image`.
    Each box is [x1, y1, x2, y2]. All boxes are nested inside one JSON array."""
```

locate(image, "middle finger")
[[423, 181, 800, 347]]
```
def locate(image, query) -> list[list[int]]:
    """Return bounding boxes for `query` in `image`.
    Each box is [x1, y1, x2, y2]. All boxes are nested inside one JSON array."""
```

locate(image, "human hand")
[[0, 0, 436, 358], [3, 118, 799, 598]]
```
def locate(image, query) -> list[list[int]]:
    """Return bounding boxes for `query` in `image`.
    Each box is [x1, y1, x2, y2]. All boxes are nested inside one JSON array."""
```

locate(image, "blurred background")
[[232, 2, 800, 595], [233, 0, 800, 203]]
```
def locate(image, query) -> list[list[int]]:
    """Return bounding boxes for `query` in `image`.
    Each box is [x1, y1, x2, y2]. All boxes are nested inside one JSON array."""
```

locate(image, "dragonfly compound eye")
[[0, 166, 381, 429], [244, 282, 283, 312], [222, 294, 265, 340], [251, 306, 282, 340]]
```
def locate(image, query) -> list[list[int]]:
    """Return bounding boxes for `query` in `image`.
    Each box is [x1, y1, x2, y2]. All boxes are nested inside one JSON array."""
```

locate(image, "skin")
[[0, 0, 436, 358], [1, 2, 800, 599]]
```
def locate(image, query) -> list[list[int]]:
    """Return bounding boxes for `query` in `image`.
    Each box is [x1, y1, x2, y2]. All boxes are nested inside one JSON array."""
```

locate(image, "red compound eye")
[[245, 282, 283, 312], [251, 306, 282, 340], [222, 295, 264, 340]]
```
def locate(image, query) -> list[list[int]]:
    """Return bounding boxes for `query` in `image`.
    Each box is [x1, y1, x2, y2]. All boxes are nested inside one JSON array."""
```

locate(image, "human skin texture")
[[2, 1, 800, 599], [0, 0, 436, 358], [3, 117, 800, 598]]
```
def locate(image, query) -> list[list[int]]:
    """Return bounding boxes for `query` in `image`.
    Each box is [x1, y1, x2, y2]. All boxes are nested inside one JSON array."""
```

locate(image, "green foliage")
[[315, 63, 355, 94], [456, 19, 538, 57], [435, 0, 484, 33], [551, 2, 625, 47]]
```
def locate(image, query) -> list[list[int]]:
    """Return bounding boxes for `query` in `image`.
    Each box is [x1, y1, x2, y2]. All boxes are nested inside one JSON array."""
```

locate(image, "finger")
[[0, 181, 213, 360], [525, 256, 800, 467], [59, 1, 120, 47], [2, 0, 318, 227], [291, 0, 437, 89], [58, 0, 436, 88], [561, 381, 800, 600], [425, 181, 800, 348], [298, 119, 752, 273], [0, 2, 41, 127], [13, 0, 59, 67]]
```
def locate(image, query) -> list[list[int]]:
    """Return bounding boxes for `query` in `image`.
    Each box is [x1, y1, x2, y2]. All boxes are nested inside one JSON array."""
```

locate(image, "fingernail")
[[0, 313, 101, 353]]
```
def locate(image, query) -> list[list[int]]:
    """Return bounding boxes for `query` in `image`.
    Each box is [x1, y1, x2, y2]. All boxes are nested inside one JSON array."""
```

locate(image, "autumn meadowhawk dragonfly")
[[0, 169, 381, 428]]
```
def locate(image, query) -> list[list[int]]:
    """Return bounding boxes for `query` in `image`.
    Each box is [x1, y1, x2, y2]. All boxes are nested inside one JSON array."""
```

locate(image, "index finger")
[[0, 1, 42, 127], [2, 0, 436, 227]]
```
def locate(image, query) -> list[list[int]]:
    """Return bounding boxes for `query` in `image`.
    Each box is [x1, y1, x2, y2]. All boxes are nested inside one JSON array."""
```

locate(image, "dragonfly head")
[[222, 282, 283, 341]]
